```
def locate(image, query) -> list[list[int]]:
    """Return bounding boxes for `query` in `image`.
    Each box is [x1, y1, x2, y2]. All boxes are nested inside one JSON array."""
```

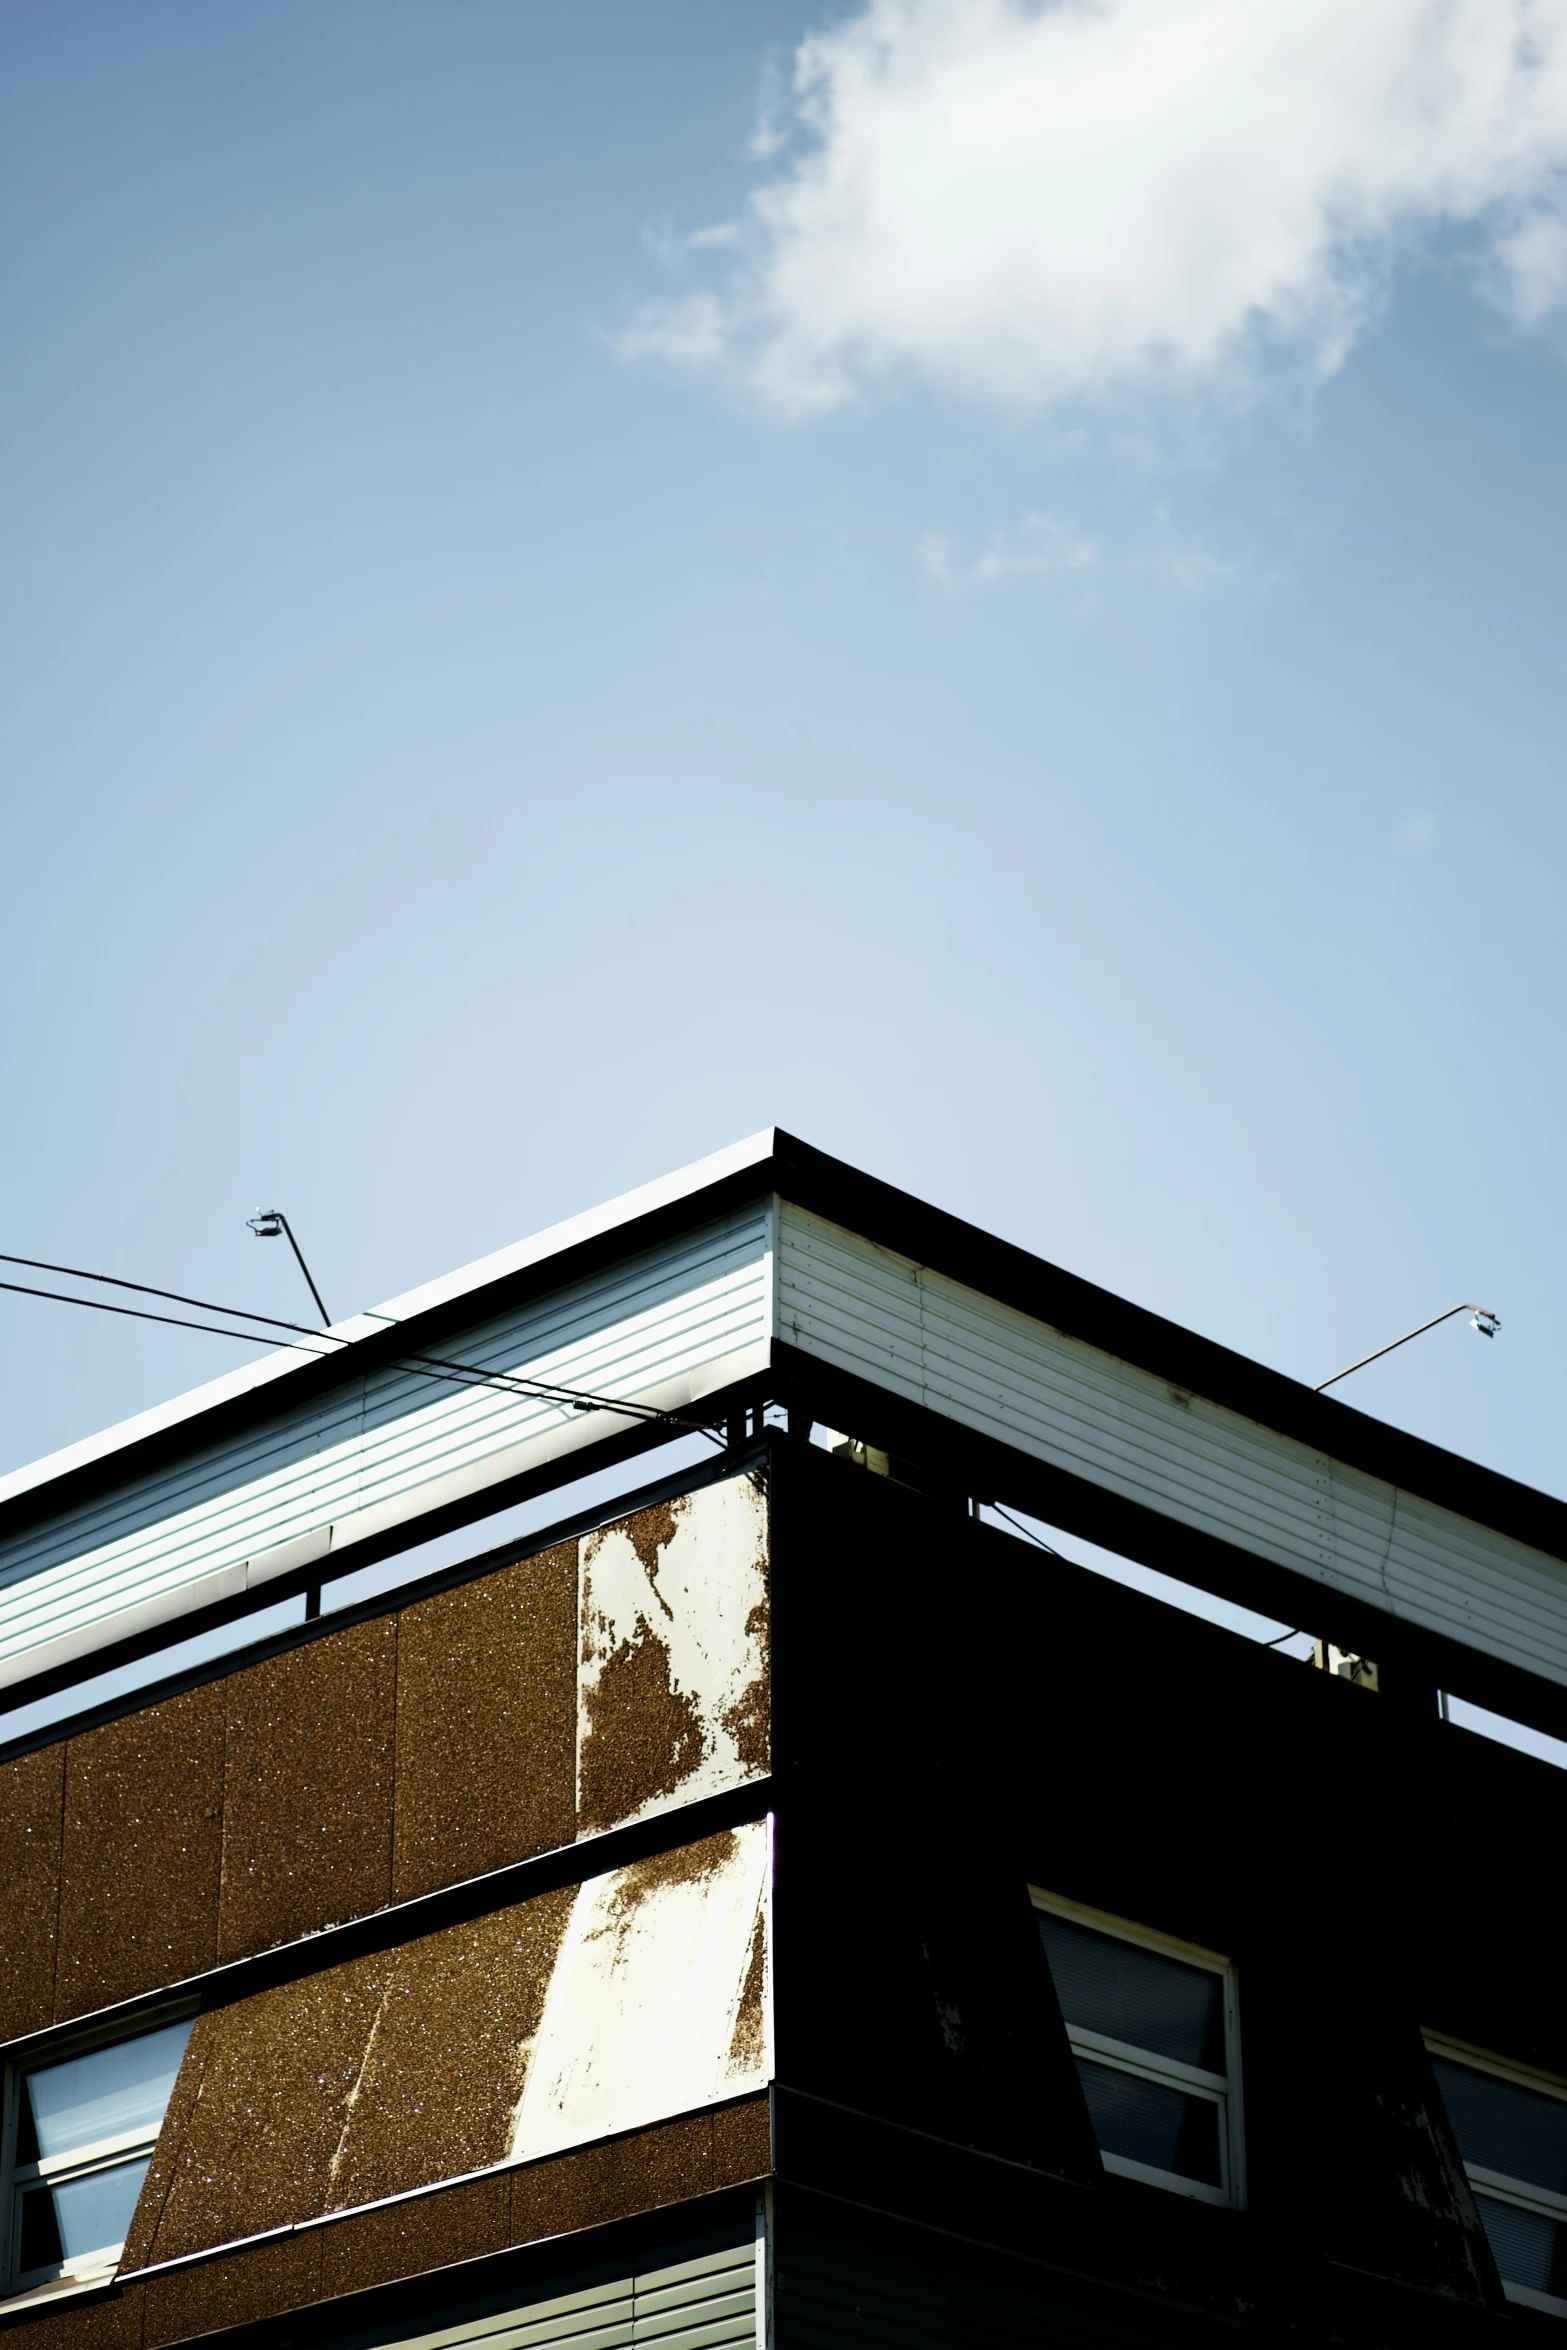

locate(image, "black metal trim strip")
[[0, 1775, 775, 2064]]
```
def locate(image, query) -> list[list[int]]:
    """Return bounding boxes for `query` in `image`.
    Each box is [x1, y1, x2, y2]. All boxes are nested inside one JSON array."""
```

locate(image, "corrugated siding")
[[392, 2240, 757, 2350], [0, 1207, 771, 1678], [776, 1202, 1567, 1691]]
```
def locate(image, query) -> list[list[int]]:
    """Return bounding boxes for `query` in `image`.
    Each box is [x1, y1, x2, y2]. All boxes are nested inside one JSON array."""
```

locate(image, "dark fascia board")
[[2, 1124, 1561, 1569]]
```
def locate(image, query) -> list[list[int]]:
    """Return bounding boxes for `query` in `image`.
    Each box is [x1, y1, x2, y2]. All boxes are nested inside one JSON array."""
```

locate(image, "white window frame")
[[1031, 1888, 1245, 2211], [0, 2006, 194, 2301], [1425, 2030, 1567, 2319]]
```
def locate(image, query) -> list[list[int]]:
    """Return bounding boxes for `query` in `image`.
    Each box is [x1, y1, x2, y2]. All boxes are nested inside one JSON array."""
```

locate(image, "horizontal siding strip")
[[635, 2282, 754, 2317], [385, 2247, 757, 2350]]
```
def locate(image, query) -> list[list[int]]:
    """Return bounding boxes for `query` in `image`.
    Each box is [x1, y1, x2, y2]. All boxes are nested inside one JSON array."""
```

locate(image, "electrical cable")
[[0, 1267, 731, 1451], [0, 1279, 340, 1356], [986, 1499, 1065, 1557], [985, 1493, 1306, 1659], [0, 1250, 328, 1339]]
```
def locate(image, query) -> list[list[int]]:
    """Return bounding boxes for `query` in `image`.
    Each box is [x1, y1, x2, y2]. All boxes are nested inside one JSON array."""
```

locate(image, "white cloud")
[[620, 0, 1567, 417], [920, 508, 1099, 586]]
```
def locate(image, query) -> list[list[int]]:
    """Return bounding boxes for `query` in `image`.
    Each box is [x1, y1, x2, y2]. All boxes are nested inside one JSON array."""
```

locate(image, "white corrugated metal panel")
[[776, 1202, 1567, 1690], [0, 1132, 782, 1516], [0, 1207, 773, 1689], [390, 2242, 757, 2350]]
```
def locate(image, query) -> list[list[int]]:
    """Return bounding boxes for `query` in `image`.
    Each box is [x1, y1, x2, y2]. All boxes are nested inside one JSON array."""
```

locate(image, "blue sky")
[[3, 0, 1566, 1548]]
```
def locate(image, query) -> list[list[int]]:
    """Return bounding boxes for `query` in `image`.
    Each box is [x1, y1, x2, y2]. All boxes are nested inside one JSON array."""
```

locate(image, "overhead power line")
[[0, 1255, 731, 1451]]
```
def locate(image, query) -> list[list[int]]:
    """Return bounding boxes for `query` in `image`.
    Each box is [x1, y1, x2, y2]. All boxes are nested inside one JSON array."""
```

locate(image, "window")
[[1427, 2036, 1567, 2316], [1033, 1890, 1243, 2208], [3, 2016, 192, 2297]]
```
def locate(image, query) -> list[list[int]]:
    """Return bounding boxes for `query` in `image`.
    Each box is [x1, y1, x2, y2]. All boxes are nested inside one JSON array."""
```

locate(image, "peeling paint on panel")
[[324, 1885, 577, 2210], [577, 1475, 769, 1834], [510, 1820, 772, 2165]]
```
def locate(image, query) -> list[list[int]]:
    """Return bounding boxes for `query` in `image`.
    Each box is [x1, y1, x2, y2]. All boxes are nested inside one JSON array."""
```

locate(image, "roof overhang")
[[2, 1130, 1563, 1732]]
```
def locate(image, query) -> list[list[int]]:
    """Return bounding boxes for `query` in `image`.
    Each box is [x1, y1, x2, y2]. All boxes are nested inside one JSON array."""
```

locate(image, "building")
[[0, 1129, 1563, 2350]]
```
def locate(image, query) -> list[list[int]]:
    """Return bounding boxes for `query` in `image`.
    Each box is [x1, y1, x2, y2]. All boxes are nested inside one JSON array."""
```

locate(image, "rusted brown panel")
[[327, 1886, 576, 2209], [391, 1543, 575, 1903], [0, 2284, 144, 2350], [54, 1688, 225, 2022], [712, 2094, 772, 2186], [509, 2111, 715, 2246], [217, 1618, 397, 1959], [133, 1957, 394, 2261], [318, 2172, 513, 2300], [0, 1742, 64, 2039], [139, 2236, 321, 2349], [578, 1480, 769, 1837]]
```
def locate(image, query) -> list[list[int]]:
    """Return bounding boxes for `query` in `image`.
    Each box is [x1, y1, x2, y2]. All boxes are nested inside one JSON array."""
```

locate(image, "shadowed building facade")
[[0, 1133, 1564, 2349]]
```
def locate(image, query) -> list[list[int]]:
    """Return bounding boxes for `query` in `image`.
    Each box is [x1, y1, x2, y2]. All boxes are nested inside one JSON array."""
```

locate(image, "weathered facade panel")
[[577, 1482, 769, 1837], [140, 2234, 323, 2349], [391, 1542, 576, 1900], [216, 1618, 398, 1958], [0, 2286, 146, 2350], [315, 2171, 515, 2302], [0, 1743, 62, 2039], [324, 1892, 576, 2211], [508, 2109, 734, 2248], [116, 1827, 767, 2289], [127, 1954, 400, 2260], [512, 1825, 772, 2164], [54, 1687, 225, 2021], [0, 1473, 769, 2051]]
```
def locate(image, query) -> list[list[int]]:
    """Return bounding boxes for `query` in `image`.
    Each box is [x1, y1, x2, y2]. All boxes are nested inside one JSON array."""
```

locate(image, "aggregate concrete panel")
[[123, 1880, 581, 2274], [0, 2283, 145, 2350], [217, 1617, 397, 1959], [577, 1478, 769, 1838], [326, 1887, 576, 2210], [0, 1741, 63, 2039], [118, 1999, 221, 2276], [712, 2095, 772, 2187], [509, 2111, 718, 2247], [391, 1543, 575, 1903], [54, 1685, 225, 2020], [139, 2234, 321, 2348], [317, 2172, 513, 2301], [132, 1955, 397, 2260]]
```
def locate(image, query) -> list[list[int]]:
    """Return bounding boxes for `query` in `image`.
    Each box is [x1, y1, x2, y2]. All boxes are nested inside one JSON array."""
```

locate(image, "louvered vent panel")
[[389, 2240, 756, 2350]]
